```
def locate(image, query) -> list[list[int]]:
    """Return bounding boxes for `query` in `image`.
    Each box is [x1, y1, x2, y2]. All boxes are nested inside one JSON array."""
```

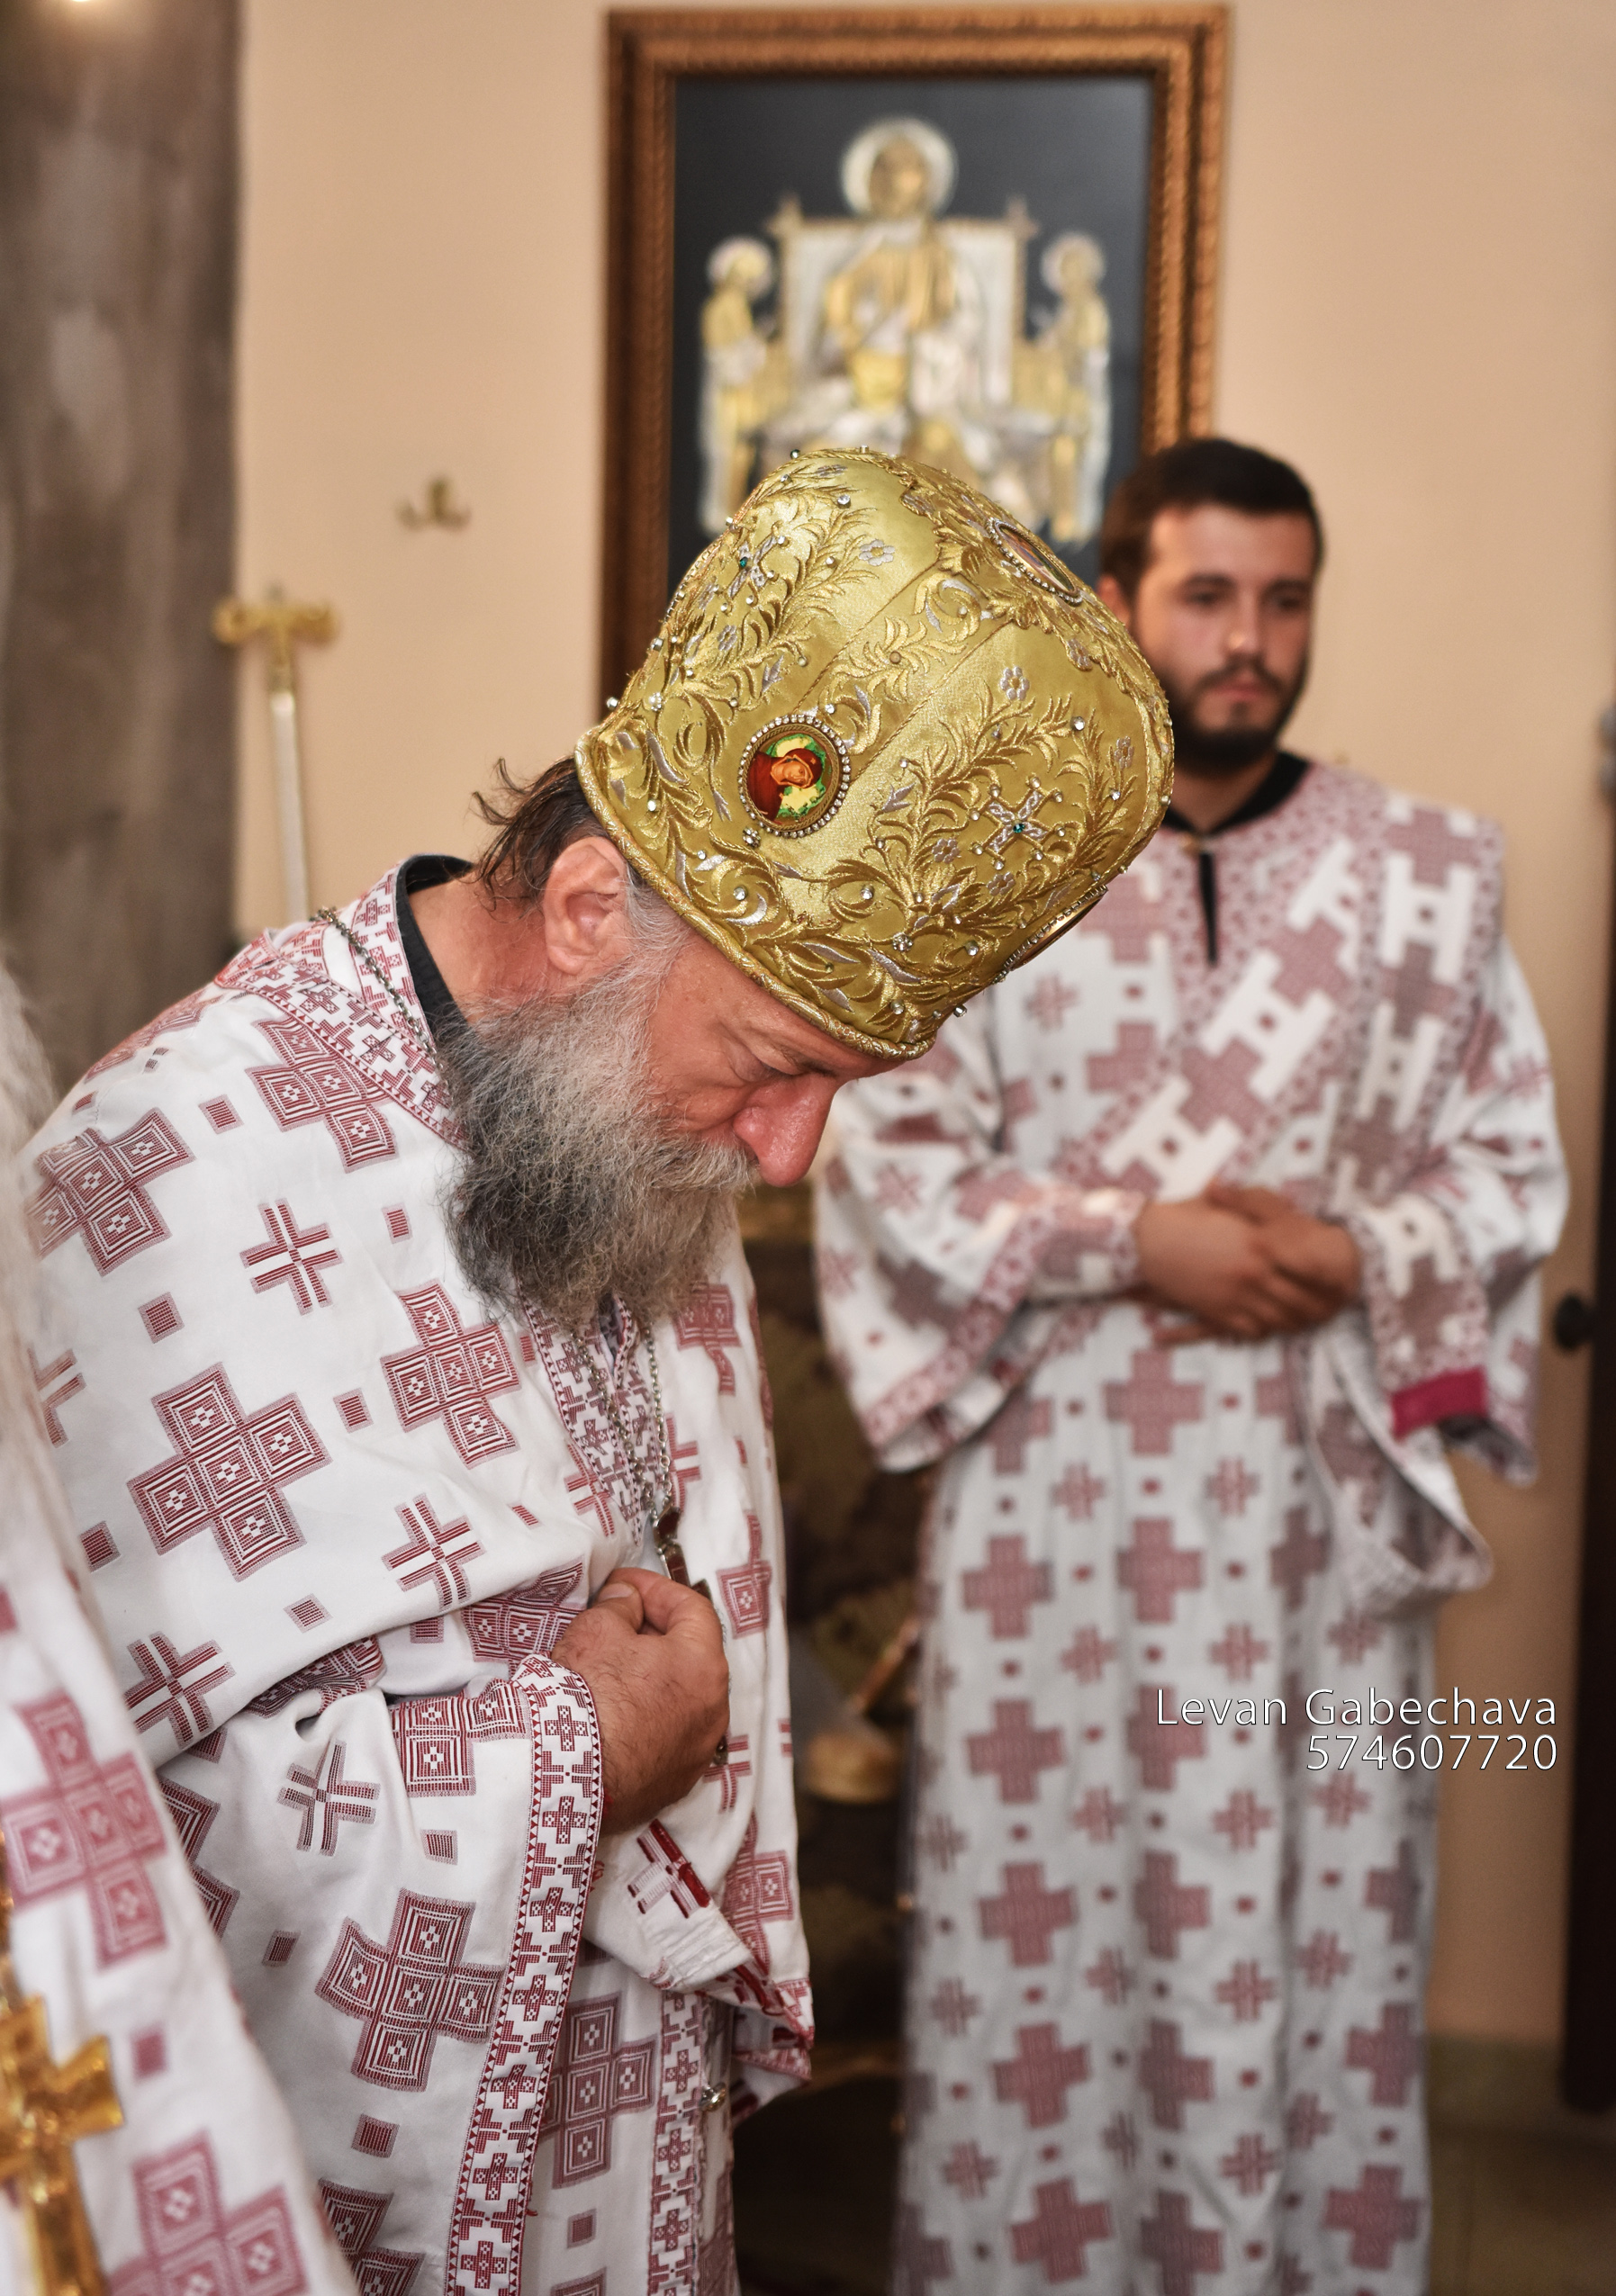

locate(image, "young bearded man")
[[18, 450, 1167, 2296], [816, 437, 1566, 2292]]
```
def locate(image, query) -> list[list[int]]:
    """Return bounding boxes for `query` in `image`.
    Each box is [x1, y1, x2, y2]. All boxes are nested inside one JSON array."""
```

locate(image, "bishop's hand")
[[1133, 1184, 1360, 1345], [553, 1566, 730, 1835]]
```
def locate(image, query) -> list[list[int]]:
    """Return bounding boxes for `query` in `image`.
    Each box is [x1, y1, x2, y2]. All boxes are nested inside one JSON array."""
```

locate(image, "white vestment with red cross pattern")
[[814, 764, 1565, 2295], [23, 869, 810, 2296]]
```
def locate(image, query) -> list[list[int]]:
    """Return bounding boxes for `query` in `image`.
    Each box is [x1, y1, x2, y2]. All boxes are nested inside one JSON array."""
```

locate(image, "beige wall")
[[236, 0, 1616, 2042]]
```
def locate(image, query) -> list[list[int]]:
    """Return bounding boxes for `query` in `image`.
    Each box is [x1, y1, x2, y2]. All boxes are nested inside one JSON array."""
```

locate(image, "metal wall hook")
[[398, 477, 471, 531]]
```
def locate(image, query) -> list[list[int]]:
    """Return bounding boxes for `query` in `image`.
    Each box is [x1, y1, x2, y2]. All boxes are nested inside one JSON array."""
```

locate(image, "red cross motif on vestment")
[[1104, 1350, 1205, 1456], [390, 1685, 525, 1796], [384, 1286, 519, 1466], [1286, 2091, 1333, 2148], [1206, 1456, 1260, 1515], [124, 1633, 232, 1746], [1322, 2165, 1422, 2268], [1209, 1623, 1269, 1680], [29, 1112, 191, 1274], [1024, 976, 1079, 1033], [990, 2021, 1089, 2127], [664, 1416, 701, 1508], [108, 2136, 305, 2296], [281, 1740, 381, 1854], [1009, 2180, 1113, 2279], [929, 1978, 980, 2037], [1139, 2189, 1223, 2295], [384, 1496, 483, 1607], [720, 1814, 793, 1967], [1137, 2019, 1214, 2129], [966, 1699, 1065, 1804], [130, 1364, 327, 1579], [961, 1535, 1052, 1639], [1365, 1838, 1421, 1941], [705, 1728, 750, 1813], [465, 1562, 583, 1665], [1212, 1790, 1276, 1852], [249, 1016, 398, 1168], [1269, 1504, 1330, 1609], [1061, 1628, 1119, 1685], [977, 1860, 1074, 1967], [1345, 2000, 1421, 2104], [718, 1514, 772, 1637], [1086, 1016, 1160, 1094], [987, 1386, 1052, 1474], [1215, 1957, 1277, 2021], [1127, 1686, 1206, 1789], [242, 1202, 341, 1313], [316, 1888, 501, 2090], [1115, 1517, 1205, 1623], [1052, 1462, 1106, 1520], [1135, 1852, 1211, 1959], [1296, 1930, 1352, 1988], [0, 1691, 167, 1964], [31, 1346, 83, 1445], [159, 1779, 239, 1935], [318, 2182, 424, 2296], [1219, 2131, 1280, 2195], [537, 1993, 655, 2185], [626, 1821, 712, 1922], [673, 1283, 740, 1393], [941, 2139, 997, 2199], [1084, 1949, 1133, 2005]]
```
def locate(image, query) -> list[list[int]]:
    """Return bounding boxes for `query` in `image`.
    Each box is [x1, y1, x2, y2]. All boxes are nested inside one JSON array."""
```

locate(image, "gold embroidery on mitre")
[[0, 1825, 122, 2296], [576, 447, 1171, 1056]]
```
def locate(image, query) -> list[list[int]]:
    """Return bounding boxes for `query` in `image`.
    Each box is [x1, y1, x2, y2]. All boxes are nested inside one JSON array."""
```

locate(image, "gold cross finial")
[[212, 586, 339, 692], [0, 1827, 122, 2296]]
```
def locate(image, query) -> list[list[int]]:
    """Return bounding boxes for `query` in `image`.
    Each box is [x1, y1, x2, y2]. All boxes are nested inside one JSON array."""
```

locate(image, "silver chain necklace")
[[317, 902, 686, 1573]]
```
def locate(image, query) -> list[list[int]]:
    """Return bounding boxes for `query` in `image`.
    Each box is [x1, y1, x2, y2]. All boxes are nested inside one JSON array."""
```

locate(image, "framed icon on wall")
[[600, 5, 1226, 695]]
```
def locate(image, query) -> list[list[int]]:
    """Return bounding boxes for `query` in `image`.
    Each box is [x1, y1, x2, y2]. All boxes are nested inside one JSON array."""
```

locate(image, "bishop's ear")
[[539, 834, 636, 981]]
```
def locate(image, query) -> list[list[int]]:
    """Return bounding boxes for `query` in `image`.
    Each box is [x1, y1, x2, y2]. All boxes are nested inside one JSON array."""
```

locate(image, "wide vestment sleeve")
[[22, 882, 810, 2296], [814, 996, 1143, 1469]]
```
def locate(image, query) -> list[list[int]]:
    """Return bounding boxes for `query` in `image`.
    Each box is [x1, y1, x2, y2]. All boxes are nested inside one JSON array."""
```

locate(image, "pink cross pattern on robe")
[[1115, 1517, 1205, 1622], [536, 1994, 655, 2186], [987, 1388, 1053, 1473], [0, 1691, 167, 1964], [124, 1632, 233, 1748], [672, 1283, 741, 1393], [280, 1740, 381, 1855], [383, 1285, 519, 1467], [1135, 1852, 1211, 1960], [1009, 2180, 1113, 2278], [158, 1779, 239, 1936], [1126, 1686, 1207, 1789], [1219, 2131, 1281, 2194], [241, 1201, 341, 1313], [1365, 1838, 1421, 1941], [961, 1535, 1052, 1639], [248, 1015, 398, 1169], [29, 1111, 192, 1275], [30, 1346, 84, 1444], [977, 1861, 1075, 1967], [1344, 2001, 1421, 2104], [1296, 1930, 1353, 1988], [1104, 1350, 1205, 1455], [130, 1364, 328, 1579], [718, 1514, 772, 1637], [1138, 2020, 1214, 2129], [315, 1889, 501, 2091], [1085, 1016, 1161, 1096], [385, 1495, 484, 1607], [317, 2183, 424, 2296], [1322, 2165, 1422, 2269], [990, 2022, 1090, 2127], [965, 1699, 1065, 1804], [1139, 2189, 1223, 2295], [1268, 1503, 1330, 1608], [107, 2135, 305, 2296]]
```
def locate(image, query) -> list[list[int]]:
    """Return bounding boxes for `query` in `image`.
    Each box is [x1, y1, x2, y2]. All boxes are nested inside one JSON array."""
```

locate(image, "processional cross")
[[212, 588, 339, 923], [0, 1826, 123, 2296]]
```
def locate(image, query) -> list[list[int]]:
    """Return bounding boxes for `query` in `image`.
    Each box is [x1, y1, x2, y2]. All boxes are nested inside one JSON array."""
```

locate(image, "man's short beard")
[[438, 912, 755, 1334], [1159, 655, 1307, 775]]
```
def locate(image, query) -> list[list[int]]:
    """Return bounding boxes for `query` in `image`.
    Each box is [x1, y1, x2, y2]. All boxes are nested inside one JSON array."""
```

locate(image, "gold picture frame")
[[601, 5, 1227, 697]]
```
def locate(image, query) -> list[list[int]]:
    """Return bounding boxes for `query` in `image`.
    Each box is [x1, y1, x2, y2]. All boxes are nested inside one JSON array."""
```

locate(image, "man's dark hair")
[[1099, 437, 1324, 602], [474, 759, 603, 904]]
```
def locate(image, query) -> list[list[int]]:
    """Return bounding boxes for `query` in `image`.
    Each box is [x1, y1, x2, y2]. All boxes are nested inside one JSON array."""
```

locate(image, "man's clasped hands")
[[1133, 1180, 1361, 1346]]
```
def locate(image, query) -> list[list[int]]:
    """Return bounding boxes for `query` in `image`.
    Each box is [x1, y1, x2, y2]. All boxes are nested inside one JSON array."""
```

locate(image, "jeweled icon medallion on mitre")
[[742, 718, 849, 833], [989, 516, 1084, 600]]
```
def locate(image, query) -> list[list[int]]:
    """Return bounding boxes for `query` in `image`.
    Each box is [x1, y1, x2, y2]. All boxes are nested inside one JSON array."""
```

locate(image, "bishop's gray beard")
[[439, 957, 755, 1335]]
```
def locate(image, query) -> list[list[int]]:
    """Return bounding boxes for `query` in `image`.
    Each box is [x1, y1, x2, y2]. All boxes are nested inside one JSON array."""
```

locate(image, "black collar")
[[1163, 751, 1310, 842], [395, 854, 468, 1040]]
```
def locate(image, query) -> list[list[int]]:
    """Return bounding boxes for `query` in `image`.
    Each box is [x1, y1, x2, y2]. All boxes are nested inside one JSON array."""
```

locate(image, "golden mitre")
[[577, 448, 1170, 1057]]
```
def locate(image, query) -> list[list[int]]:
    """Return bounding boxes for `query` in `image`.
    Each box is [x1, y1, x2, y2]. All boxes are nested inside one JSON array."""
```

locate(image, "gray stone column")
[[0, 0, 239, 1087]]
